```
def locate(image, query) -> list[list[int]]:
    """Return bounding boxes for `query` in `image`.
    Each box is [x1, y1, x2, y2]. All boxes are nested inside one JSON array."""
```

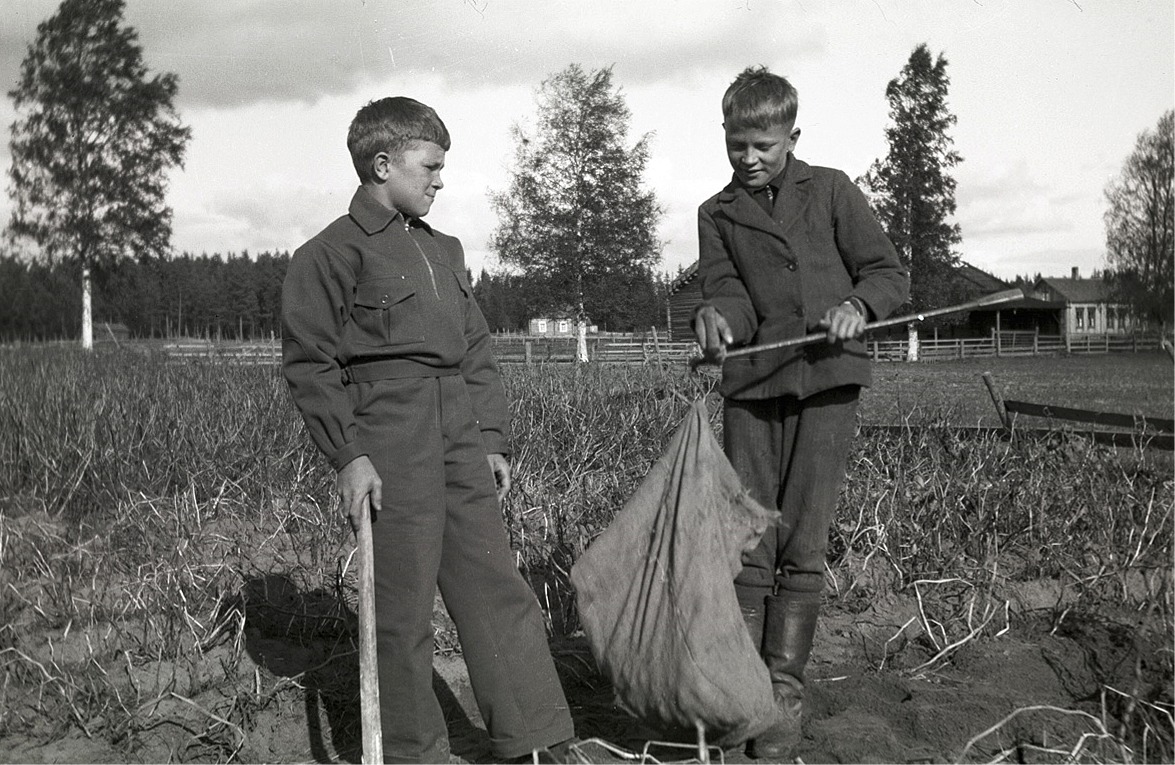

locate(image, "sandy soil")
[[2, 579, 1164, 765]]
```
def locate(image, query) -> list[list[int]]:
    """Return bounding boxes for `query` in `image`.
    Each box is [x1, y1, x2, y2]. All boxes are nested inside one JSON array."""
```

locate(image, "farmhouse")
[[1030, 267, 1139, 336], [527, 308, 597, 336]]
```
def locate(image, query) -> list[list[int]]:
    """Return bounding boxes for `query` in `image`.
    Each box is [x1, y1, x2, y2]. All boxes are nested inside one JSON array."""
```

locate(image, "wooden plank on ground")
[[859, 424, 1173, 450], [1004, 400, 1175, 434]]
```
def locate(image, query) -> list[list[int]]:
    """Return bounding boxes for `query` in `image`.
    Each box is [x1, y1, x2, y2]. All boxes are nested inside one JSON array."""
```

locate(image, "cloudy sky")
[[2, 0, 1172, 282]]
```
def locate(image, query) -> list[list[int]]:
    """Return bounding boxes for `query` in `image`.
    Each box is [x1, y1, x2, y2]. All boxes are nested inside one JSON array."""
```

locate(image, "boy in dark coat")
[[282, 97, 575, 764], [694, 67, 909, 760]]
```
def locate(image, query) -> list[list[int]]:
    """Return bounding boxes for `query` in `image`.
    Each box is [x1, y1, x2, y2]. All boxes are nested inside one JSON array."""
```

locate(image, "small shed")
[[95, 322, 131, 344], [967, 296, 1066, 335]]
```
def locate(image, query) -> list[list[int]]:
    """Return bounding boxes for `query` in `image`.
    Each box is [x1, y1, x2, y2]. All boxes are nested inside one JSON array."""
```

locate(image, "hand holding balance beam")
[[695, 288, 1025, 365]]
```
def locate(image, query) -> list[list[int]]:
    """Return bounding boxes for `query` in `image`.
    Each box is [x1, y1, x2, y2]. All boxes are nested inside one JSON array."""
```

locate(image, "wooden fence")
[[161, 330, 1163, 365], [488, 335, 696, 364], [162, 336, 699, 365], [163, 341, 280, 365], [869, 330, 1162, 362]]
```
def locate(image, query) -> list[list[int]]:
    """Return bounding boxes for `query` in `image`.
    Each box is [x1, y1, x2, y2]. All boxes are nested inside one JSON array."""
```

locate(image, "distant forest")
[[0, 252, 673, 342]]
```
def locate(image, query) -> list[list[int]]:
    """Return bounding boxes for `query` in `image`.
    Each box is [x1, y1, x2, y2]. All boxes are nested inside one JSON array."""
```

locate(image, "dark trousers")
[[351, 374, 574, 763], [724, 385, 860, 598]]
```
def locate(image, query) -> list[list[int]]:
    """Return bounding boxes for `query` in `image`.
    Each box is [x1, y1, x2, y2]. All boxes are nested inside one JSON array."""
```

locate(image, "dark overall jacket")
[[282, 186, 509, 470]]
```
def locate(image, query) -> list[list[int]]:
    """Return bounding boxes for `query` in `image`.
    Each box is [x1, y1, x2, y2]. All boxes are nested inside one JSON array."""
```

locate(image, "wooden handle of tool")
[[357, 499, 383, 764], [718, 288, 1026, 361]]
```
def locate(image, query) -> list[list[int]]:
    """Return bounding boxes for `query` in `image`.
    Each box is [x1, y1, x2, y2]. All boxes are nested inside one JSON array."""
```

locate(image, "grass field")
[[860, 353, 1174, 427], [0, 347, 1171, 762]]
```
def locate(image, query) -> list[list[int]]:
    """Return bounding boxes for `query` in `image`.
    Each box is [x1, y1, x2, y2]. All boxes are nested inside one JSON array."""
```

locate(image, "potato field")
[[0, 347, 1171, 763]]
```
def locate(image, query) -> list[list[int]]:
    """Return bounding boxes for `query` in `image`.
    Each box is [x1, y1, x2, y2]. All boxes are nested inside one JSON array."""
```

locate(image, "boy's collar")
[[349, 185, 433, 235]]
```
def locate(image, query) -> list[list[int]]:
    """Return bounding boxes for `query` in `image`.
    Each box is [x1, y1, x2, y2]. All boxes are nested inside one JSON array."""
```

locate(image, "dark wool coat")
[[698, 155, 909, 400]]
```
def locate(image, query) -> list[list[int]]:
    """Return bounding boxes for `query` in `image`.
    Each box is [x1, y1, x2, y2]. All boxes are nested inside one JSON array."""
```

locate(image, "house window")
[[558, 320, 569, 334], [1075, 308, 1084, 330], [537, 319, 548, 334], [1106, 307, 1115, 330], [1087, 307, 1096, 332]]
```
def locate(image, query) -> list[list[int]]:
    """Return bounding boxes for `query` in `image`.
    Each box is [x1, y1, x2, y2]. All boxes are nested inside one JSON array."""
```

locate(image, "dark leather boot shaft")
[[748, 590, 821, 760], [761, 590, 820, 685]]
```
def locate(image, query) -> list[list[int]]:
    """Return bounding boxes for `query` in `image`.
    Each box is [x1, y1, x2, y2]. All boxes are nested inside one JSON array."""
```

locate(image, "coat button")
[[787, 262, 797, 271], [381, 295, 389, 304]]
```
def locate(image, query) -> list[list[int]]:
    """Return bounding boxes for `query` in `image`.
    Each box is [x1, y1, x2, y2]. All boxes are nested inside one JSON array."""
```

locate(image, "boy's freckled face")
[[725, 122, 798, 189], [384, 140, 446, 219]]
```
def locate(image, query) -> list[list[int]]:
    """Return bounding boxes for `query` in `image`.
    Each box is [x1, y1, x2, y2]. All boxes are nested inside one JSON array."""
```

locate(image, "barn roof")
[[668, 259, 1007, 297], [968, 296, 1065, 312], [956, 261, 1008, 293], [668, 262, 699, 295]]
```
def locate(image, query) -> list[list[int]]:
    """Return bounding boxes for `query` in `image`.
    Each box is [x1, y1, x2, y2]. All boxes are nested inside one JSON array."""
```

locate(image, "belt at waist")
[[341, 358, 461, 384]]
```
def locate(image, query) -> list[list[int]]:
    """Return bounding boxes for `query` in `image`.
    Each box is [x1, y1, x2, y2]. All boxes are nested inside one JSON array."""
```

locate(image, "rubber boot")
[[747, 590, 821, 761], [741, 605, 764, 653], [735, 586, 768, 653]]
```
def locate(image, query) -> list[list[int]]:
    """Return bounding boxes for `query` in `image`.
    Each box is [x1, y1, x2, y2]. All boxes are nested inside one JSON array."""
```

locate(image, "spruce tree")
[[859, 43, 964, 314]]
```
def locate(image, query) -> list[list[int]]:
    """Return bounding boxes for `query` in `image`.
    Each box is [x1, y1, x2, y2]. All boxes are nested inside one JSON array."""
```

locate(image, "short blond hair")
[[722, 66, 798, 131], [347, 97, 451, 182]]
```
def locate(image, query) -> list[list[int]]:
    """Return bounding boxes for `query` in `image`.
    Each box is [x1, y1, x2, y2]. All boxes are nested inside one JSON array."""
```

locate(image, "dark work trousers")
[[724, 385, 860, 602], [349, 373, 574, 763]]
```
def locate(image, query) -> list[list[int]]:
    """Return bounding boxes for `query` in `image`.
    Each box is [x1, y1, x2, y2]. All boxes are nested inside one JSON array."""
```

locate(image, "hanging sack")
[[571, 401, 777, 746]]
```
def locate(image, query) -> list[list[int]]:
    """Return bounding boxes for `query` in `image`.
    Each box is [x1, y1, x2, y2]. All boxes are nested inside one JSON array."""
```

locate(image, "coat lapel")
[[715, 181, 778, 237], [714, 154, 813, 243], [774, 155, 813, 237]]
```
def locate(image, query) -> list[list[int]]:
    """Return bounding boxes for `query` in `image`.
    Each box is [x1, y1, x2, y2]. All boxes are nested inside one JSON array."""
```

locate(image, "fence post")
[[1065, 332, 1071, 354], [1033, 327, 1039, 356], [524, 340, 533, 364], [872, 341, 878, 361]]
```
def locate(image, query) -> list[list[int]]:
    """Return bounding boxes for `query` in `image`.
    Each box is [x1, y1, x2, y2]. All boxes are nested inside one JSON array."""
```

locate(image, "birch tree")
[[489, 64, 662, 352], [1104, 110, 1174, 328], [7, 0, 190, 349]]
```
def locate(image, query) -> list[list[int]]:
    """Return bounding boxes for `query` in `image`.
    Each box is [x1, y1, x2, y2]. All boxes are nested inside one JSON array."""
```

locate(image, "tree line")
[[0, 251, 289, 343], [0, 249, 677, 343]]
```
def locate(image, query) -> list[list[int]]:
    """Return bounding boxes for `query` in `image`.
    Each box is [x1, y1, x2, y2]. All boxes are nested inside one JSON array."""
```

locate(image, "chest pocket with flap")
[[350, 277, 425, 347]]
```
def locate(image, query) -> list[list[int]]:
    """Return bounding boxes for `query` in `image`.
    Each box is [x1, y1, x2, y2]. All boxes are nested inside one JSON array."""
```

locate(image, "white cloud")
[[116, 0, 826, 108], [1, 0, 1171, 289]]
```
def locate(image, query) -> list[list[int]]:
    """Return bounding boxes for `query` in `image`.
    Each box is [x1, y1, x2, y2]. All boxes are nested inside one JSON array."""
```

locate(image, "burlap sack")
[[570, 400, 777, 746]]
